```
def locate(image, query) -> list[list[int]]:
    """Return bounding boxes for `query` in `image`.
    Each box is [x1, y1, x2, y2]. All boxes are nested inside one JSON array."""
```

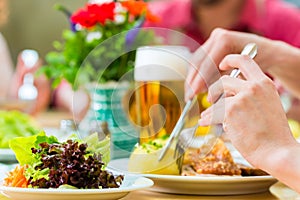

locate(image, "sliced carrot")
[[4, 165, 29, 188]]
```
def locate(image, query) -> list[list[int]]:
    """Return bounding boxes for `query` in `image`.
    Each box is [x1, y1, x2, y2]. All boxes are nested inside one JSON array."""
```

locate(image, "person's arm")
[[263, 142, 300, 194], [185, 28, 300, 100], [199, 54, 300, 193], [267, 40, 300, 98], [9, 52, 51, 114]]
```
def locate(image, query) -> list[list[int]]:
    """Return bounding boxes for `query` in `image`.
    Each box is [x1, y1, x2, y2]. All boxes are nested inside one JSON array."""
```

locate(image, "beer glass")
[[133, 46, 191, 143]]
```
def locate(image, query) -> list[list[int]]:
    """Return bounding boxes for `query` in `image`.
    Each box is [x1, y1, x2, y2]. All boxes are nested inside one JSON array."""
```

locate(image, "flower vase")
[[79, 82, 138, 159]]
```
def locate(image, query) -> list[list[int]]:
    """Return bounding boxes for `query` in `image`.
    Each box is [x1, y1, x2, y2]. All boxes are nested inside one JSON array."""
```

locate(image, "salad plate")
[[108, 158, 277, 195], [0, 149, 16, 163], [0, 175, 153, 200]]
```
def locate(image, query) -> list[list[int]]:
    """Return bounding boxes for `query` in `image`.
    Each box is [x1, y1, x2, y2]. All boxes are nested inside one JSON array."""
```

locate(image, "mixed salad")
[[4, 132, 123, 189]]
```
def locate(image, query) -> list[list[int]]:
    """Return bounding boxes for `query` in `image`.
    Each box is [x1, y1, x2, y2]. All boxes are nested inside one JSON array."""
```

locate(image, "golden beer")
[[132, 46, 191, 143], [134, 80, 185, 143]]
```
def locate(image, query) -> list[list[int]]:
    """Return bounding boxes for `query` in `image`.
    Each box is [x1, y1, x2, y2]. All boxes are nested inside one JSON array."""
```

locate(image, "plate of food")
[[0, 132, 153, 200], [0, 149, 16, 163], [108, 137, 277, 195], [0, 175, 153, 200]]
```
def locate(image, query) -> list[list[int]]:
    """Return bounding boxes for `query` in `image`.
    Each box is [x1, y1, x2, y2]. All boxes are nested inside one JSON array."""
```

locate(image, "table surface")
[[122, 190, 278, 200], [0, 189, 278, 200], [0, 110, 279, 199], [35, 109, 73, 128]]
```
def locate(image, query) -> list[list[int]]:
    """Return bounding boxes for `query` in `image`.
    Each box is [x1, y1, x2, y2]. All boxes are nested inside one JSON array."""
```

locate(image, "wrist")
[[268, 40, 300, 73], [257, 139, 299, 175]]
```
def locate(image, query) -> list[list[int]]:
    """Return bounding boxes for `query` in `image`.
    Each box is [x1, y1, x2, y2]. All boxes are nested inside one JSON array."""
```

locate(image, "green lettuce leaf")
[[84, 132, 110, 166], [34, 134, 59, 147], [9, 131, 58, 165], [25, 166, 50, 182]]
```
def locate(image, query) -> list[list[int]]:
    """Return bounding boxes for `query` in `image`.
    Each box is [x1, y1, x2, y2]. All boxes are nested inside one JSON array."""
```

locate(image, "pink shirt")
[[146, 0, 300, 48]]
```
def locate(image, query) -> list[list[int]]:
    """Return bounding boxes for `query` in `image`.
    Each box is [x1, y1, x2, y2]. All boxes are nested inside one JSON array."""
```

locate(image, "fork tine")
[[173, 125, 199, 173], [174, 140, 184, 174]]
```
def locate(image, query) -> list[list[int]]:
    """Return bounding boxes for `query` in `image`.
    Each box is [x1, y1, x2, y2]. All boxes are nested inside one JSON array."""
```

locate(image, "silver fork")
[[171, 43, 258, 171], [173, 124, 223, 173]]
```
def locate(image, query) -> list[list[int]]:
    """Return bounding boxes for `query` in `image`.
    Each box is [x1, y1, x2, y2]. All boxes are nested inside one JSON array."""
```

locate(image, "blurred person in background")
[[0, 0, 51, 114], [146, 0, 300, 47], [146, 0, 300, 122], [0, 0, 13, 98]]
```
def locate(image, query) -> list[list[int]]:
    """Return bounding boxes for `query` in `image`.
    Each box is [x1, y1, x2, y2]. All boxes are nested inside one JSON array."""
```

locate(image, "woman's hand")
[[9, 51, 51, 114], [198, 54, 300, 193], [198, 54, 295, 165], [185, 28, 300, 100]]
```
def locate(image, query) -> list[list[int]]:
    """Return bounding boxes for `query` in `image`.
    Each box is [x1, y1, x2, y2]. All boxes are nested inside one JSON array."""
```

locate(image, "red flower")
[[87, 3, 115, 25], [71, 8, 98, 28], [121, 0, 160, 23], [71, 2, 116, 28]]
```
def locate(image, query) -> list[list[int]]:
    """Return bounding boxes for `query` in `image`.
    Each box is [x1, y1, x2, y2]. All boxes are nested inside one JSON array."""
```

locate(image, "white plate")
[[269, 182, 300, 199], [108, 158, 277, 195], [0, 149, 16, 163], [0, 175, 153, 200]]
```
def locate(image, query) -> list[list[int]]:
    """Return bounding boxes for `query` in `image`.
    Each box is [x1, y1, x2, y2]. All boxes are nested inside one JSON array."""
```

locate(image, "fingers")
[[199, 53, 271, 128], [185, 31, 216, 95], [219, 54, 265, 81], [185, 45, 222, 101], [184, 28, 245, 101], [185, 46, 210, 100], [207, 76, 246, 103], [185, 57, 221, 101], [199, 76, 246, 125], [198, 97, 228, 126]]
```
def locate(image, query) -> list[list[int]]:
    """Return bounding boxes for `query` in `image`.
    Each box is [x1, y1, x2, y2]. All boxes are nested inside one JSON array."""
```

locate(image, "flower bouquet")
[[39, 1, 160, 159], [40, 0, 159, 89]]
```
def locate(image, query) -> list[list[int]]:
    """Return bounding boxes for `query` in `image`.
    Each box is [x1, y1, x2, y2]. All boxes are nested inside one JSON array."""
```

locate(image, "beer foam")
[[134, 46, 191, 81]]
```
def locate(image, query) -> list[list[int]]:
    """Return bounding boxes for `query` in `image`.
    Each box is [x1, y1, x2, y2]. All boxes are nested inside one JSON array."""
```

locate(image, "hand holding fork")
[[159, 43, 258, 172]]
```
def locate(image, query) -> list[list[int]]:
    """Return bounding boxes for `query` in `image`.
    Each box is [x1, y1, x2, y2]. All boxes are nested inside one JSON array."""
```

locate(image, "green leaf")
[[84, 132, 110, 167], [9, 131, 59, 165], [9, 132, 43, 165], [25, 166, 50, 182], [39, 7, 159, 89], [34, 135, 59, 147]]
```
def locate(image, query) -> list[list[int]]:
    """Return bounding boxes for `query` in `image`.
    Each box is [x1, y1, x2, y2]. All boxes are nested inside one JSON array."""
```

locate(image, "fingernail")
[[206, 93, 212, 103], [200, 110, 207, 117], [198, 118, 207, 126]]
